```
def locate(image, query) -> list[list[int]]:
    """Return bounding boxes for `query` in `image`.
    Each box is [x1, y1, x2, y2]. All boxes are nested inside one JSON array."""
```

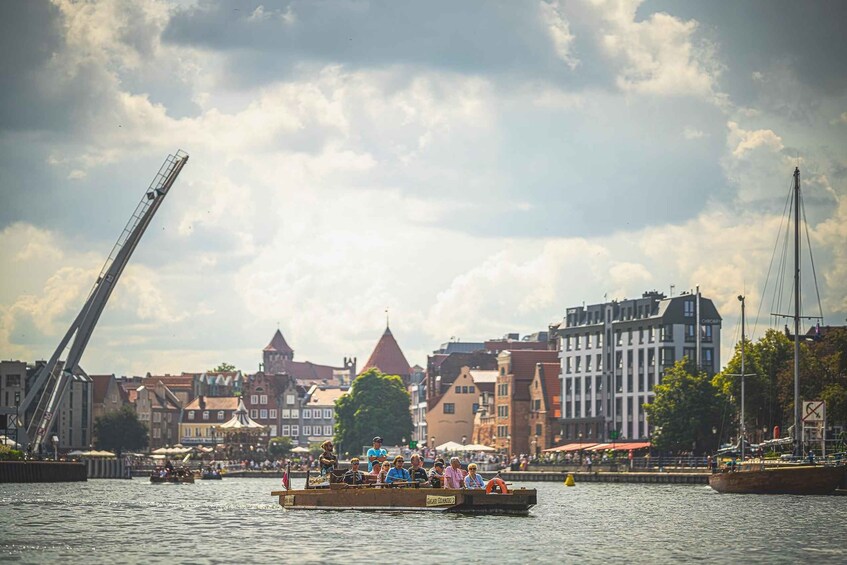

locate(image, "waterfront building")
[[193, 371, 243, 397], [426, 366, 493, 446], [140, 374, 195, 405], [494, 350, 559, 455], [179, 396, 239, 446], [90, 374, 127, 423], [528, 362, 562, 455], [408, 365, 427, 446], [263, 329, 355, 387], [468, 368, 498, 447], [553, 290, 722, 443], [135, 380, 182, 449], [360, 324, 412, 384], [0, 360, 26, 445], [301, 385, 348, 445]]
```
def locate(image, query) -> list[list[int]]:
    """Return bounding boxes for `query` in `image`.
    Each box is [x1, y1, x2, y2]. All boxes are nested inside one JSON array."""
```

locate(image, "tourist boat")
[[150, 473, 195, 484], [709, 168, 846, 495], [271, 470, 536, 515], [200, 470, 222, 480]]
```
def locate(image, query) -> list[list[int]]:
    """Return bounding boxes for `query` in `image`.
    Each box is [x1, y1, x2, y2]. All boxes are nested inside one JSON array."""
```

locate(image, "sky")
[[1, 0, 846, 377]]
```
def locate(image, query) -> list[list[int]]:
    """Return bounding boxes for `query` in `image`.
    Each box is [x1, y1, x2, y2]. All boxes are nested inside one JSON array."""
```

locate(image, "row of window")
[[279, 425, 333, 437], [188, 410, 226, 421], [249, 394, 269, 405], [565, 302, 661, 328], [455, 385, 476, 394]]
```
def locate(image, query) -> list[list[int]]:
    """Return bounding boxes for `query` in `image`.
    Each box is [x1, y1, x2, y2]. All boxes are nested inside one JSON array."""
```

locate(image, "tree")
[[644, 360, 726, 454], [210, 362, 236, 372], [334, 368, 413, 455], [268, 436, 293, 458], [94, 406, 148, 456]]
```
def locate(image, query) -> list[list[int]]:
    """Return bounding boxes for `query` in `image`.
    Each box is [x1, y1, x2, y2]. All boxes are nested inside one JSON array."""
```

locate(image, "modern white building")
[[554, 290, 721, 443]]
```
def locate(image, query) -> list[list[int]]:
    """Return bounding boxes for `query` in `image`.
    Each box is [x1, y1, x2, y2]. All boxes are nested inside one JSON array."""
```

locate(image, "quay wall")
[[499, 471, 709, 484], [86, 459, 131, 479], [0, 461, 87, 483]]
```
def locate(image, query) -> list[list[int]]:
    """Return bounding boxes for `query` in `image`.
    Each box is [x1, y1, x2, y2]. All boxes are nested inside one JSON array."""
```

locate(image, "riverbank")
[[499, 470, 709, 484]]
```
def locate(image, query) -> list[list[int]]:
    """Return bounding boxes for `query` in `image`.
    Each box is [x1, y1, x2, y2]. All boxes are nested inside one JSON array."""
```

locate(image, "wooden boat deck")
[[708, 464, 845, 495]]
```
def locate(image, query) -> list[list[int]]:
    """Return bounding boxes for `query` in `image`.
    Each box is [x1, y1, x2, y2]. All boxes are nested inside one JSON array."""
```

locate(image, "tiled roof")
[[505, 350, 559, 381], [306, 385, 349, 407], [264, 329, 293, 354], [89, 374, 115, 405], [143, 374, 195, 390], [361, 326, 411, 377], [283, 360, 345, 386], [184, 396, 240, 411]]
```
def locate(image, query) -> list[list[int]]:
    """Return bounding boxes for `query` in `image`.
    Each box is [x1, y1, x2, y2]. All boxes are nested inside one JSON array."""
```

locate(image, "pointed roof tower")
[[264, 329, 294, 356], [361, 324, 411, 380]]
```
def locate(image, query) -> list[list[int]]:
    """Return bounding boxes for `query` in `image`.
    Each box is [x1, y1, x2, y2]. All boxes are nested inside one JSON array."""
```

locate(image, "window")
[[628, 329, 633, 345], [565, 336, 572, 351], [269, 425, 277, 436], [323, 425, 332, 436], [291, 409, 299, 418], [684, 300, 695, 317], [444, 403, 455, 414], [251, 395, 259, 404], [461, 386, 468, 394], [260, 394, 268, 405], [597, 354, 603, 371], [685, 324, 696, 342], [202, 411, 209, 421], [585, 333, 591, 349], [260, 409, 268, 419], [250, 409, 258, 418], [472, 403, 479, 413], [533, 399, 541, 411], [565, 378, 572, 394], [188, 411, 195, 420], [566, 358, 573, 374], [701, 324, 713, 342], [281, 425, 290, 436], [269, 409, 277, 419], [661, 324, 673, 342], [291, 425, 299, 436], [456, 386, 461, 393], [304, 425, 312, 436], [498, 405, 509, 417], [282, 409, 290, 419], [195, 427, 201, 437], [575, 357, 581, 373], [185, 428, 191, 437], [469, 386, 475, 393], [153, 412, 162, 423], [153, 428, 161, 439], [303, 409, 312, 419], [285, 394, 295, 405], [616, 330, 622, 345], [660, 347, 675, 367], [6, 375, 20, 387], [586, 355, 592, 372], [575, 378, 581, 395], [566, 403, 572, 418], [217, 410, 224, 420], [639, 328, 644, 344]]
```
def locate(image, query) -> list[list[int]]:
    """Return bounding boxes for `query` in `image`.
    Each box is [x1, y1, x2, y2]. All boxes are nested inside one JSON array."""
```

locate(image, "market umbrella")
[[0, 435, 20, 448], [290, 446, 310, 454], [462, 443, 495, 452], [435, 441, 465, 452]]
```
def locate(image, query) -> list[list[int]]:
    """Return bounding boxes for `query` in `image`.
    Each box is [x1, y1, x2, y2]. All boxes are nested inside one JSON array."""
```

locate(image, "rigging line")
[[799, 188, 825, 325], [752, 176, 794, 341]]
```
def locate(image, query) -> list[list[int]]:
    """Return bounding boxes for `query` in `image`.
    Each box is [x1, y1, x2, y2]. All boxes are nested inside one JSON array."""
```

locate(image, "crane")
[[17, 150, 189, 454]]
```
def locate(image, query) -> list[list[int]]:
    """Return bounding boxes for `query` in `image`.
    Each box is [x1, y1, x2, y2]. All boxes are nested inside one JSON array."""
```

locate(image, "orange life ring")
[[485, 478, 508, 494]]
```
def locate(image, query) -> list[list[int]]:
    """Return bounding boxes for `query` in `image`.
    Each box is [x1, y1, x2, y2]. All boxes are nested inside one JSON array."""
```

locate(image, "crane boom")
[[21, 150, 189, 453]]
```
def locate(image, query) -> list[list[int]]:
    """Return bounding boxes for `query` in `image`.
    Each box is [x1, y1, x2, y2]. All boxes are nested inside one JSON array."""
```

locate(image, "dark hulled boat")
[[709, 463, 845, 495], [150, 474, 195, 484], [271, 483, 536, 515]]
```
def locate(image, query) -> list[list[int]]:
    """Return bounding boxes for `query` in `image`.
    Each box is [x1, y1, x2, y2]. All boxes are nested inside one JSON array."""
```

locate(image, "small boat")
[[200, 471, 222, 480], [271, 470, 535, 515], [150, 474, 195, 484]]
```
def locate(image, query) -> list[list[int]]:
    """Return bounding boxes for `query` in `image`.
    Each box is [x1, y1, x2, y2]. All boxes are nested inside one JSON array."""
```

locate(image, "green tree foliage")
[[644, 360, 726, 453], [93, 406, 148, 456], [713, 329, 792, 438], [334, 369, 413, 455], [267, 436, 293, 458], [210, 362, 236, 372]]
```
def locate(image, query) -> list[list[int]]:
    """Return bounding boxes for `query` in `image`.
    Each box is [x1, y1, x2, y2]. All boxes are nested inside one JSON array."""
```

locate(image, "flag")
[[282, 463, 291, 490]]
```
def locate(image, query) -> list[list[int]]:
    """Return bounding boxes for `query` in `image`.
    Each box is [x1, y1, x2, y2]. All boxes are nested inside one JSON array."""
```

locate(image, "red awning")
[[543, 442, 598, 453], [587, 443, 614, 451], [607, 441, 652, 451]]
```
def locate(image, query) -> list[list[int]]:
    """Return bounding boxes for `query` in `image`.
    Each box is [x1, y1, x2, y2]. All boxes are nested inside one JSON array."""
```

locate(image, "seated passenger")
[[444, 457, 464, 489], [376, 461, 391, 486], [463, 463, 485, 489], [342, 458, 366, 485], [429, 460, 445, 488], [385, 455, 411, 485], [318, 440, 337, 476], [409, 454, 428, 485]]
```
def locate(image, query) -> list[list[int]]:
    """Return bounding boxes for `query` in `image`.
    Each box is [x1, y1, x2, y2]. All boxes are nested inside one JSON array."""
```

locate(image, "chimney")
[[199, 396, 206, 411]]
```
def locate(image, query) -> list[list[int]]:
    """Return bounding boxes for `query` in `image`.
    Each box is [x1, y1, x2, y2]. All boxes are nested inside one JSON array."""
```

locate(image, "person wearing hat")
[[366, 436, 387, 472], [342, 458, 365, 485], [318, 440, 337, 476], [428, 459, 445, 488]]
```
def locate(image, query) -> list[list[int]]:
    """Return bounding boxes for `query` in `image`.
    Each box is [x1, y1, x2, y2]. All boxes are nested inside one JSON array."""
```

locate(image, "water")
[[1, 478, 845, 564]]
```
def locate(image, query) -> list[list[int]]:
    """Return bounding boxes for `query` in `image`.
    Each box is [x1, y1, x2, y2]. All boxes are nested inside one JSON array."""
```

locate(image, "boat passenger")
[[319, 441, 337, 476], [367, 436, 388, 472], [463, 463, 485, 489], [409, 454, 428, 485], [376, 461, 391, 486], [342, 458, 366, 485], [385, 455, 411, 485], [429, 460, 445, 488], [444, 457, 464, 489]]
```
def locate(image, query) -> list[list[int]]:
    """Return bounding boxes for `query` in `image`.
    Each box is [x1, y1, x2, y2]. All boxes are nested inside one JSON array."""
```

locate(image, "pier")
[[498, 470, 709, 484]]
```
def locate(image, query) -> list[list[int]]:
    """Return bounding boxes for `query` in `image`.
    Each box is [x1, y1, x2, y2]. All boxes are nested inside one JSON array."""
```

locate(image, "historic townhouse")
[[528, 362, 562, 455]]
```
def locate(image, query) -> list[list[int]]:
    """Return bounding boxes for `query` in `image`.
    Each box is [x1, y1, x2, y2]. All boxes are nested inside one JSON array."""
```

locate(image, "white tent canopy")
[[0, 435, 20, 448], [217, 398, 266, 430], [290, 446, 310, 454], [462, 443, 495, 452], [435, 441, 465, 452]]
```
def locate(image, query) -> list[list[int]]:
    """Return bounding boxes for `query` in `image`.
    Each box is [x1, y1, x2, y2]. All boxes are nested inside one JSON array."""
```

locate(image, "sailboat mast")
[[739, 295, 746, 461], [793, 166, 801, 457]]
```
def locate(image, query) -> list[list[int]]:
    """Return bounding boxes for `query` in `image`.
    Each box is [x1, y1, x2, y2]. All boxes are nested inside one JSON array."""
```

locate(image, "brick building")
[[528, 362, 562, 455]]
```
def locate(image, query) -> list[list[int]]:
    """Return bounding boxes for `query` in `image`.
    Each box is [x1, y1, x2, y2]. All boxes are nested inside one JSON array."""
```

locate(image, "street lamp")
[[51, 435, 59, 461]]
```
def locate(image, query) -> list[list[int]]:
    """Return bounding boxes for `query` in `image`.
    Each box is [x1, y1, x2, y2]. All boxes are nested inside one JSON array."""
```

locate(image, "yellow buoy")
[[564, 473, 575, 487]]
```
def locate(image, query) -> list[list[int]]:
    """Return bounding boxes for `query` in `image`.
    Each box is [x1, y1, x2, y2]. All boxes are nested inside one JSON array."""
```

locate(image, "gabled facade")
[[262, 329, 355, 387], [426, 366, 491, 446], [302, 385, 349, 444], [90, 374, 125, 423], [528, 362, 562, 455], [179, 396, 240, 445], [135, 381, 183, 449]]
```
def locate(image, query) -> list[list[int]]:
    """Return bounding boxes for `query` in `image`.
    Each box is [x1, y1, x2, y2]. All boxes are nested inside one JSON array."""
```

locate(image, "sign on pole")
[[802, 401, 825, 423]]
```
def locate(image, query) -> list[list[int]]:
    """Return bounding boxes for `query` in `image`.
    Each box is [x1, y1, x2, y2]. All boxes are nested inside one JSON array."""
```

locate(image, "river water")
[[2, 478, 845, 564]]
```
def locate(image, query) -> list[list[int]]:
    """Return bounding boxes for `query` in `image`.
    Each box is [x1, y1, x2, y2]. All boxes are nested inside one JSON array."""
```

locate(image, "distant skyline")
[[1, 0, 846, 376]]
